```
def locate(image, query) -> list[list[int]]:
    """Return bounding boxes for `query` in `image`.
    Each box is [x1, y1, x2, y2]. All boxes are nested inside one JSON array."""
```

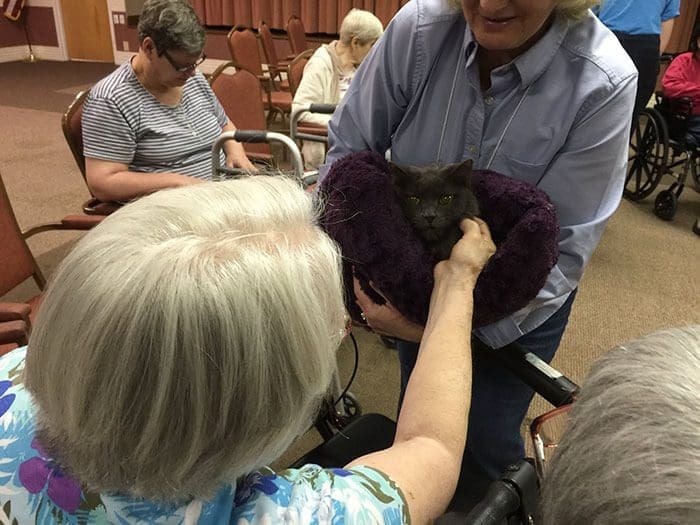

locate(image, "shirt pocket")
[[501, 154, 549, 187]]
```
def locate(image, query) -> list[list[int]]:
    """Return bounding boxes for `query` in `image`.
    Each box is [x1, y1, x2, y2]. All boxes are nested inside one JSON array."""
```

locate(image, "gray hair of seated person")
[[449, 0, 600, 21], [339, 8, 384, 46], [137, 0, 205, 55], [541, 325, 700, 524], [25, 176, 346, 501]]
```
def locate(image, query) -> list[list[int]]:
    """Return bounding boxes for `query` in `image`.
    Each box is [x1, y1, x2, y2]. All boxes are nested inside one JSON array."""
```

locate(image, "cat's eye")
[[406, 196, 420, 205], [438, 194, 455, 206]]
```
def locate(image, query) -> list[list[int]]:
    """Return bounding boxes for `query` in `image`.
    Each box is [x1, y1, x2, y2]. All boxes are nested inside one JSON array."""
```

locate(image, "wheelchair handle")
[[308, 103, 337, 114], [474, 339, 579, 408], [462, 460, 538, 525], [290, 104, 336, 144]]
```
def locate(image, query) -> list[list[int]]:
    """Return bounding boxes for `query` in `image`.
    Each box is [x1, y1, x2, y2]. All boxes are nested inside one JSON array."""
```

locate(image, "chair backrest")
[[287, 48, 314, 97], [209, 63, 272, 158], [286, 15, 307, 56], [258, 20, 279, 68], [61, 89, 89, 181], [227, 26, 264, 78], [0, 171, 46, 296]]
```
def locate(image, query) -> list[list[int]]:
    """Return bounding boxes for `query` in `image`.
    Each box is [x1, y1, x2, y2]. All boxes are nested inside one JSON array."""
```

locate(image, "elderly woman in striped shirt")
[[82, 0, 255, 203]]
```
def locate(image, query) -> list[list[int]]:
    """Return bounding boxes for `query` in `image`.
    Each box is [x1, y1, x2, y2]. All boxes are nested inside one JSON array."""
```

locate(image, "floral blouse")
[[0, 347, 409, 524]]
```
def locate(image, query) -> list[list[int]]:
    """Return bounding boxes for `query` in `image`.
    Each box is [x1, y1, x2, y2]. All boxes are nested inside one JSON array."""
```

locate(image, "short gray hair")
[[541, 325, 700, 524], [339, 8, 384, 45], [449, 0, 600, 21], [26, 177, 346, 501], [137, 0, 205, 55]]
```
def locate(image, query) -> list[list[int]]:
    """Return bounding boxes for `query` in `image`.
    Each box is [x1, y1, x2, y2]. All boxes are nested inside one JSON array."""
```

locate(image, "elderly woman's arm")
[[85, 157, 202, 202], [346, 218, 495, 524]]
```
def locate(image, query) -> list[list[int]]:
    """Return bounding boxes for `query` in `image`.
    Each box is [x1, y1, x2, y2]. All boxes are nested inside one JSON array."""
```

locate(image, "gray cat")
[[389, 159, 480, 261]]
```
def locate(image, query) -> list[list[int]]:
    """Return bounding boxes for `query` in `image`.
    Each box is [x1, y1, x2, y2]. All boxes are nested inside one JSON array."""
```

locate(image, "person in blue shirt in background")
[[594, 0, 680, 126], [320, 0, 637, 511]]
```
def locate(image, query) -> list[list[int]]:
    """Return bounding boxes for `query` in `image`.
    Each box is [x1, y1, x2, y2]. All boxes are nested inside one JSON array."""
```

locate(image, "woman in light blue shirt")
[[321, 0, 637, 511]]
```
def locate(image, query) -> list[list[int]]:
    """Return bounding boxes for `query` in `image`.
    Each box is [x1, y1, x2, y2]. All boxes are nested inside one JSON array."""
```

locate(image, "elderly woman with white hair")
[[0, 176, 495, 523], [542, 325, 700, 523], [291, 8, 384, 169]]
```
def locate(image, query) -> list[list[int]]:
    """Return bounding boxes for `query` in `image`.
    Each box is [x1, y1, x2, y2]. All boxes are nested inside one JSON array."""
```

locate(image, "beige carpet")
[[1, 60, 698, 469]]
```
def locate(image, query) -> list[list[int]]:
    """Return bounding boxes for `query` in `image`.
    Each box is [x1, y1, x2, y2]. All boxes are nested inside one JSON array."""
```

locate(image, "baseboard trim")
[[0, 45, 64, 63]]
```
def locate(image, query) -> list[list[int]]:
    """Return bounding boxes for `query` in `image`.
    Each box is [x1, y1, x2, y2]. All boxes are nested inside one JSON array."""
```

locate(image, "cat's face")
[[389, 160, 479, 243]]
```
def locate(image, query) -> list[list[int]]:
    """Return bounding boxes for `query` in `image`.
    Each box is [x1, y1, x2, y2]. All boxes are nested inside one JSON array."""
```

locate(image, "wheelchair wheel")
[[625, 109, 669, 201], [654, 189, 677, 221]]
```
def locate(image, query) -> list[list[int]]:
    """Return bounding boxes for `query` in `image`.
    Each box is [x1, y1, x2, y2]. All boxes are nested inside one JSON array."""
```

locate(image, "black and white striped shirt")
[[82, 60, 228, 180]]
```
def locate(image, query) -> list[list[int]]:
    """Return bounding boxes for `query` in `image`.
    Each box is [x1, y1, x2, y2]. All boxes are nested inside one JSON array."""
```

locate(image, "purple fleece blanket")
[[319, 151, 560, 328]]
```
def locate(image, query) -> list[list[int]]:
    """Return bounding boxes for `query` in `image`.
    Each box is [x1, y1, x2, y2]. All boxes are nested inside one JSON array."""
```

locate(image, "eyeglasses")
[[529, 403, 573, 483], [162, 50, 206, 73]]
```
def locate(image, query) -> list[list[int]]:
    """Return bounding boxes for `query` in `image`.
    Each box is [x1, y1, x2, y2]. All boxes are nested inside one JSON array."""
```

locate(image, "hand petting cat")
[[354, 217, 495, 343]]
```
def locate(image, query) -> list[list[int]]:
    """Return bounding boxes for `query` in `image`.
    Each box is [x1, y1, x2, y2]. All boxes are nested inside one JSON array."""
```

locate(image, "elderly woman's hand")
[[225, 141, 258, 173], [434, 217, 496, 288], [353, 278, 425, 343]]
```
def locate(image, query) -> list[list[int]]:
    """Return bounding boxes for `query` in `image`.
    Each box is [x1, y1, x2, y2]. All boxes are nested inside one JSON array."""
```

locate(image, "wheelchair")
[[625, 92, 699, 221]]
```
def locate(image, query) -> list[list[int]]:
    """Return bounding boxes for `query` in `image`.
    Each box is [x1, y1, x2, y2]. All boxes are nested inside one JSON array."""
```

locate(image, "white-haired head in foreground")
[[26, 176, 346, 501], [541, 325, 700, 524]]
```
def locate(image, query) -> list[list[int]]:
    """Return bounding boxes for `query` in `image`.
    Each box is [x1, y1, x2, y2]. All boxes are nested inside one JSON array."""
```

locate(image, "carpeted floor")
[[1, 59, 698, 470]]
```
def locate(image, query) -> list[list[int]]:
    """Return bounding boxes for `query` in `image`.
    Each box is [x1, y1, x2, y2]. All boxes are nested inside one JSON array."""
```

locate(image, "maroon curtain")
[[190, 0, 409, 33]]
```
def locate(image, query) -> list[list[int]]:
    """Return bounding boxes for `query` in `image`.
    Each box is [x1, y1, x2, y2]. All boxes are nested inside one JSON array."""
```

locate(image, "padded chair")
[[286, 15, 308, 57], [287, 48, 314, 97], [209, 63, 274, 164], [226, 26, 292, 125], [0, 170, 99, 356], [288, 49, 329, 142], [62, 91, 122, 216], [258, 20, 290, 92]]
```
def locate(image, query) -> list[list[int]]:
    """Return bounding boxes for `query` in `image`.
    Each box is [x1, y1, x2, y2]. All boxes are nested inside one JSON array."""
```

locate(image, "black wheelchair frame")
[[294, 338, 579, 525], [625, 86, 699, 221]]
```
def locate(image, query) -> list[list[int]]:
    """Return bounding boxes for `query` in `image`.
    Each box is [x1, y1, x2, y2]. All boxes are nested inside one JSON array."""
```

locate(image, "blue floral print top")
[[0, 347, 409, 524]]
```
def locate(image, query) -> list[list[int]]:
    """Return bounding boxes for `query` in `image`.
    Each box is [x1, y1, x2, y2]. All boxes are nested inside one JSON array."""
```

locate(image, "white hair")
[[26, 176, 346, 501], [541, 325, 700, 524], [339, 8, 384, 45]]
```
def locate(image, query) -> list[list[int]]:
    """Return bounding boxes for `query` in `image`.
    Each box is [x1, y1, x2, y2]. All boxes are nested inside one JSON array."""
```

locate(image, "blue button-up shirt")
[[321, 0, 637, 348]]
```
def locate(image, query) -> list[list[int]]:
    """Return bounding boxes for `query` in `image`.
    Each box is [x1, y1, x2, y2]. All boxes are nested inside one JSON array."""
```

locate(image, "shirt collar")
[[462, 13, 570, 88]]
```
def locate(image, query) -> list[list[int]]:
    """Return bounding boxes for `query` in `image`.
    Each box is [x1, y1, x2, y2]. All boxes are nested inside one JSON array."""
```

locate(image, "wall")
[[0, 0, 67, 62]]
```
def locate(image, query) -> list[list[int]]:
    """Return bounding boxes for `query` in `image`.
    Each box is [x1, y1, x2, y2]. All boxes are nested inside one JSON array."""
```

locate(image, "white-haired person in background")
[[541, 325, 700, 523], [291, 8, 383, 169], [0, 176, 495, 523]]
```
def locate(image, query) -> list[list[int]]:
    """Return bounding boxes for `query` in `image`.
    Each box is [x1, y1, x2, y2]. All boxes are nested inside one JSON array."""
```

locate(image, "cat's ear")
[[447, 159, 473, 186], [388, 162, 408, 187]]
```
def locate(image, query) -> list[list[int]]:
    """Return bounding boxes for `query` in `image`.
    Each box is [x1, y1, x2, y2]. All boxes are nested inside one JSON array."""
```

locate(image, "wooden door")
[[667, 0, 699, 53], [60, 0, 114, 62]]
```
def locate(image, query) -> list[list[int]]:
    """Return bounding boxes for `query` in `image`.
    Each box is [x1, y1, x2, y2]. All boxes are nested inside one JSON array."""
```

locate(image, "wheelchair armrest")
[[289, 413, 395, 469]]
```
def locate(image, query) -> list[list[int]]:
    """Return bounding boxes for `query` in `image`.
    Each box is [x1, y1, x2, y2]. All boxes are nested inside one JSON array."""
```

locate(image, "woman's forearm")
[[88, 170, 199, 202], [394, 275, 476, 454]]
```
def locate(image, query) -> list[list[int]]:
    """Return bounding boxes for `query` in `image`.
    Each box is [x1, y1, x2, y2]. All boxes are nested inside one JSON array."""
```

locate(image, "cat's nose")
[[425, 215, 436, 224]]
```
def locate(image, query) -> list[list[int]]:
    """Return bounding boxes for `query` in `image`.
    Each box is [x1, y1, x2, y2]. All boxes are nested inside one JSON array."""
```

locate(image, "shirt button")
[[468, 145, 478, 154], [484, 95, 495, 105]]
